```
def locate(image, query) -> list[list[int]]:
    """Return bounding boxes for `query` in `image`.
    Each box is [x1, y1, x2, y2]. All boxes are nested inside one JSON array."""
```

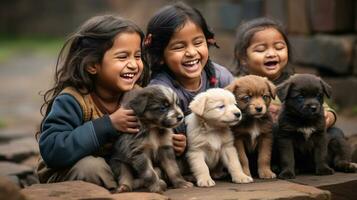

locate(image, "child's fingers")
[[126, 121, 140, 128], [173, 146, 184, 156], [125, 127, 140, 134], [126, 116, 138, 122], [172, 134, 186, 142], [173, 139, 186, 148]]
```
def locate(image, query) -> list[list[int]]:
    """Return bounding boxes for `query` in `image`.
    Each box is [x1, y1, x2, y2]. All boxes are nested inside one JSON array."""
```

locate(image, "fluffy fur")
[[109, 85, 193, 193], [276, 74, 356, 179], [186, 88, 253, 187], [226, 75, 276, 179]]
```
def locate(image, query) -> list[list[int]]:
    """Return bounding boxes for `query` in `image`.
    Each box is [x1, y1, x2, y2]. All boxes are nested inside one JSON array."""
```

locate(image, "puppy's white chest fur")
[[206, 131, 222, 151], [297, 127, 316, 140], [249, 124, 260, 144]]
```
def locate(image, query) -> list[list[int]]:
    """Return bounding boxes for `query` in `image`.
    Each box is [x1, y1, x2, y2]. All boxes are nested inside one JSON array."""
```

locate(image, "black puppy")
[[276, 74, 356, 179]]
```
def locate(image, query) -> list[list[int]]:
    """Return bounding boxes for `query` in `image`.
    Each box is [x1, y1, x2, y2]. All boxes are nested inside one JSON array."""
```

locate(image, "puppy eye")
[[263, 95, 270, 101], [217, 105, 225, 110], [159, 102, 170, 111], [295, 95, 304, 103], [317, 93, 323, 101], [241, 95, 251, 103]]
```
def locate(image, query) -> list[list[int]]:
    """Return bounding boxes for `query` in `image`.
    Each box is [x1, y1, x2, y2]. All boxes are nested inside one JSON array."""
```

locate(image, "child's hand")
[[269, 104, 280, 123], [109, 107, 139, 134], [172, 133, 186, 156], [324, 111, 335, 129]]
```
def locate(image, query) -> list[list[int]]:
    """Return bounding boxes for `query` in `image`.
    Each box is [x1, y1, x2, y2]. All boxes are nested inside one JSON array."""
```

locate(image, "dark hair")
[[234, 17, 293, 81], [145, 2, 218, 86], [38, 15, 148, 137]]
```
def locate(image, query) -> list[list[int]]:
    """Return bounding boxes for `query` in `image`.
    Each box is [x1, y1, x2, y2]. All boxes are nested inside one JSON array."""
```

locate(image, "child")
[[234, 17, 335, 128], [36, 15, 149, 190], [234, 17, 355, 175], [144, 2, 234, 157]]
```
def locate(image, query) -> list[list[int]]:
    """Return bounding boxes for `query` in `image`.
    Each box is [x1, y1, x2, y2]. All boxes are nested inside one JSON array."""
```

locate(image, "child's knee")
[[71, 156, 112, 177]]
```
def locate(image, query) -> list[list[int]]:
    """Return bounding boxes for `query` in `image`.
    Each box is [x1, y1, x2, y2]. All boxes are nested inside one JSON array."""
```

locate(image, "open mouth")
[[264, 61, 278, 68], [120, 72, 137, 80], [182, 59, 200, 72]]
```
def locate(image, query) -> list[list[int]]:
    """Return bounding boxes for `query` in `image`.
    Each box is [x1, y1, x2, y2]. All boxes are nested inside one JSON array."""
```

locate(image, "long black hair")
[[234, 17, 293, 84], [38, 15, 149, 138], [145, 2, 218, 87]]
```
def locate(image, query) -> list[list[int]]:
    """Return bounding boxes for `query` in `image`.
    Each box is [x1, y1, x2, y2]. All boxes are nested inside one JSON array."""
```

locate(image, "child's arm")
[[39, 94, 117, 168], [323, 103, 337, 129]]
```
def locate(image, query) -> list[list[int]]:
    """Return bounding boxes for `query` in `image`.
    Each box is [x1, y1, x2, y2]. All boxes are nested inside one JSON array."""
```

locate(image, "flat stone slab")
[[164, 180, 330, 200], [289, 172, 357, 187], [21, 181, 168, 200], [0, 161, 33, 177], [0, 137, 38, 162]]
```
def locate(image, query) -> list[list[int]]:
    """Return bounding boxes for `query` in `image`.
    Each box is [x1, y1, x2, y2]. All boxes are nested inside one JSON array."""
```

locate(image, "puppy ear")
[[189, 94, 206, 116], [129, 93, 148, 115], [225, 79, 238, 92], [277, 81, 291, 102], [320, 79, 332, 98], [265, 78, 276, 99]]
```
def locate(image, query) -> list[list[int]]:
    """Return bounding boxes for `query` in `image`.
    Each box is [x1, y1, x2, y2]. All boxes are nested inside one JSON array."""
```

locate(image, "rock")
[[287, 0, 311, 35], [263, 0, 287, 26], [0, 137, 39, 162], [324, 77, 357, 109], [0, 128, 34, 142], [164, 180, 330, 200], [21, 181, 168, 200], [0, 176, 27, 200], [290, 35, 357, 75], [290, 172, 357, 187], [0, 162, 33, 177], [309, 0, 354, 32]]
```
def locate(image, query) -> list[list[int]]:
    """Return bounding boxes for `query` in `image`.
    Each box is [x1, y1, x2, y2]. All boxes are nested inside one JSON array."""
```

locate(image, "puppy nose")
[[255, 106, 263, 113], [309, 105, 317, 112], [234, 112, 241, 118], [177, 115, 183, 121]]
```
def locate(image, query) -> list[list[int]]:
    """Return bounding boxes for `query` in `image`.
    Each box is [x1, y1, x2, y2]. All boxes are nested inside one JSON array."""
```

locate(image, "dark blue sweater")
[[39, 94, 117, 168]]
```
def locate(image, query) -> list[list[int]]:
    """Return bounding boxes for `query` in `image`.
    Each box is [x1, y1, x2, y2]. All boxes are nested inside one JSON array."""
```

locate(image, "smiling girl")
[[36, 15, 148, 190], [144, 2, 234, 157]]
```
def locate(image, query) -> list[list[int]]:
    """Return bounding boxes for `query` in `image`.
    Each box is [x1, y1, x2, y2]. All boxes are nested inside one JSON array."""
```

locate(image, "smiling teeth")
[[186, 60, 199, 65], [122, 73, 135, 78]]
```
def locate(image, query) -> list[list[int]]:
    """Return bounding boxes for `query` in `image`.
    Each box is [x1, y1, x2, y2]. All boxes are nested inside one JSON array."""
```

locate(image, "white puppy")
[[186, 88, 253, 187]]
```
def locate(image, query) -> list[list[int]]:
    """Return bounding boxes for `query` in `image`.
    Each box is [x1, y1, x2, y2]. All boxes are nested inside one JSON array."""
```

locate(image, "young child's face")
[[243, 27, 288, 81], [163, 20, 208, 84], [91, 32, 143, 93]]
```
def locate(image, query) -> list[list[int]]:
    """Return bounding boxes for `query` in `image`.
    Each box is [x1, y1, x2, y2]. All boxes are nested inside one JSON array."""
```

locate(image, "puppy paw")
[[232, 173, 253, 183], [316, 166, 334, 175], [242, 167, 251, 178], [258, 169, 276, 179], [115, 184, 131, 193], [278, 169, 295, 179], [335, 161, 357, 173], [149, 179, 167, 194], [173, 179, 194, 189], [196, 176, 215, 187]]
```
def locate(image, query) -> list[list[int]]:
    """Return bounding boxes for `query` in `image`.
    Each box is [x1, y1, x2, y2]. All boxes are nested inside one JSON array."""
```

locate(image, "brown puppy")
[[226, 75, 276, 179]]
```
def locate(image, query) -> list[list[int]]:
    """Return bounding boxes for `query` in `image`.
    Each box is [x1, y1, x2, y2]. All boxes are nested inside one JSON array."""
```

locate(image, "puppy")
[[186, 88, 253, 187], [109, 85, 193, 193], [276, 74, 356, 179], [226, 75, 276, 179]]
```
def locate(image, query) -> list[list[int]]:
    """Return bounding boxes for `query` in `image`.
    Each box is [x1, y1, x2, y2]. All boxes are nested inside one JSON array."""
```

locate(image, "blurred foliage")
[[0, 37, 64, 62]]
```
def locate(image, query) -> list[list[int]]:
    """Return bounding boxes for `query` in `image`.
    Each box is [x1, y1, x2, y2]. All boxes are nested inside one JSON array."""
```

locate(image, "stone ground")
[[1, 48, 357, 199]]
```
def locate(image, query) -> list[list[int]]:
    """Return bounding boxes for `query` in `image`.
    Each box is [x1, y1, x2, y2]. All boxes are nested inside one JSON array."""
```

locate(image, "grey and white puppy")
[[109, 85, 193, 193]]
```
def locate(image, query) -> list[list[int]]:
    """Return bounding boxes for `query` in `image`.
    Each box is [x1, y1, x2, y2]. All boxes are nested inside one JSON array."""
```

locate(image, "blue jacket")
[[39, 94, 117, 168]]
